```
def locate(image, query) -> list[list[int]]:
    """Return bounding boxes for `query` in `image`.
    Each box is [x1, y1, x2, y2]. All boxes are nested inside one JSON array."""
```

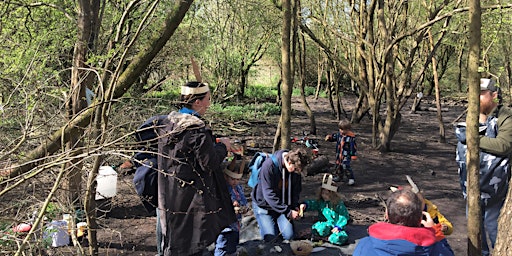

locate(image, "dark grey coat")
[[157, 111, 236, 255]]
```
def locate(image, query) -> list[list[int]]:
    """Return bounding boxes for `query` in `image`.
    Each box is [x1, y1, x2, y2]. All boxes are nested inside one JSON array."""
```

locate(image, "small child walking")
[[299, 174, 350, 245], [215, 157, 248, 256], [325, 118, 357, 184]]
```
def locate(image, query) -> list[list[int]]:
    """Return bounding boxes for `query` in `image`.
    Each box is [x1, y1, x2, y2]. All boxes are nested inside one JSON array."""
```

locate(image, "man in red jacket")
[[354, 188, 454, 256]]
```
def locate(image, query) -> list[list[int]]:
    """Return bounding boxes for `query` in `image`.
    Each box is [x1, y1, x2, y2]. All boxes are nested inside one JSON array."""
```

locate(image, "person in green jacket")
[[299, 174, 350, 245]]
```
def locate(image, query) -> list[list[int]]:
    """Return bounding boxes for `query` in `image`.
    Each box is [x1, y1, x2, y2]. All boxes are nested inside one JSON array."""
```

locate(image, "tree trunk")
[[494, 184, 512, 254], [503, 44, 512, 102], [297, 15, 316, 135], [326, 63, 335, 116], [315, 53, 325, 100], [457, 46, 465, 92], [428, 30, 445, 143], [467, 0, 483, 255], [352, 92, 370, 124], [64, 0, 97, 208], [278, 0, 292, 150]]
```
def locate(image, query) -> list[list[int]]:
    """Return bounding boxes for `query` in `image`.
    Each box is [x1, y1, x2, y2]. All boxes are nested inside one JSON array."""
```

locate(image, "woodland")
[[1, 0, 512, 255]]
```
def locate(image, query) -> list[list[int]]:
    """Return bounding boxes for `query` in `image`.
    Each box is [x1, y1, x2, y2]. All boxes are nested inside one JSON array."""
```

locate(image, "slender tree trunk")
[[278, 0, 292, 150], [352, 92, 369, 124], [64, 0, 93, 207], [428, 30, 445, 143], [503, 45, 511, 102], [457, 47, 465, 92], [326, 63, 335, 116], [467, 0, 483, 255], [297, 8, 316, 135], [315, 53, 325, 99]]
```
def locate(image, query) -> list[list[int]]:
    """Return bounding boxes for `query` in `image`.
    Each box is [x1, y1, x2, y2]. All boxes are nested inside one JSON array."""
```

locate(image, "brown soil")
[[28, 95, 469, 255]]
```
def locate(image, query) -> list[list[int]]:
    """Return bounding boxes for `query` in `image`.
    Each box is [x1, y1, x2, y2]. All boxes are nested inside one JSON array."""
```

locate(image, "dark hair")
[[179, 81, 209, 109], [338, 119, 352, 131], [285, 148, 312, 171], [386, 188, 422, 227]]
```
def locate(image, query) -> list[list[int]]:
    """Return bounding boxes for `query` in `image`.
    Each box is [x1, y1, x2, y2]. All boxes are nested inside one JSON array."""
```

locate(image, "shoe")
[[348, 179, 355, 185], [332, 175, 342, 182]]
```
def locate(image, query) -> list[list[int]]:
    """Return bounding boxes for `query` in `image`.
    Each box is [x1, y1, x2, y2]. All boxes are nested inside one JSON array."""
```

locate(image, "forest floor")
[[21, 94, 469, 255]]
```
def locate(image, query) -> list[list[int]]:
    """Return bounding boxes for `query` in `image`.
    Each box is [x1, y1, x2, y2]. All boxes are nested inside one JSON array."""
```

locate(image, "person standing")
[[325, 118, 358, 184], [251, 148, 311, 242], [353, 188, 454, 256], [157, 81, 237, 256], [455, 78, 512, 256]]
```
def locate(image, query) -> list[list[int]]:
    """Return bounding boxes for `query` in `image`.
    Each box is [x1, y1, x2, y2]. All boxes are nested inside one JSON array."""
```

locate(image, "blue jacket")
[[251, 150, 301, 217], [353, 222, 454, 256], [455, 105, 512, 206], [327, 131, 357, 165]]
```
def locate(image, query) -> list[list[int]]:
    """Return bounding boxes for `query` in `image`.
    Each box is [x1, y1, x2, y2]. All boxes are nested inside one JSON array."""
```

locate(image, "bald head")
[[386, 188, 423, 227]]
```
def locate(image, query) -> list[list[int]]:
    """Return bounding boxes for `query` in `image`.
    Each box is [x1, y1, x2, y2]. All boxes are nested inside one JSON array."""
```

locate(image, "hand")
[[331, 227, 340, 233], [289, 210, 300, 220], [233, 201, 239, 207], [441, 224, 448, 233], [325, 135, 331, 141], [234, 206, 248, 214], [421, 211, 435, 228]]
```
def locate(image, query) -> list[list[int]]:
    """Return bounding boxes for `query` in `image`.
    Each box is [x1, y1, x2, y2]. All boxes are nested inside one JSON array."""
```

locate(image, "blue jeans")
[[252, 201, 294, 242], [214, 229, 239, 256], [481, 201, 503, 256], [341, 159, 354, 179]]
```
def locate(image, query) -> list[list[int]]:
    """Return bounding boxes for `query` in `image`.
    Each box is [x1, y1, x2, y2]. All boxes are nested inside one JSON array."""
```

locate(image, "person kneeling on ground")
[[251, 148, 311, 242], [353, 187, 454, 256]]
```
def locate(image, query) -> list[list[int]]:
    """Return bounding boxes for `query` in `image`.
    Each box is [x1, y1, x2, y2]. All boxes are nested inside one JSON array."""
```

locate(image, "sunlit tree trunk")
[[467, 0, 482, 254], [428, 30, 445, 143], [278, 0, 292, 150], [64, 0, 93, 205], [296, 0, 316, 135], [495, 184, 512, 254]]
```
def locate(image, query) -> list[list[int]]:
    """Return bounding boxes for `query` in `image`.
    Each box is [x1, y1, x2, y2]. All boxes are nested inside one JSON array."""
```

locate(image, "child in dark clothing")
[[215, 158, 248, 256], [325, 119, 357, 184]]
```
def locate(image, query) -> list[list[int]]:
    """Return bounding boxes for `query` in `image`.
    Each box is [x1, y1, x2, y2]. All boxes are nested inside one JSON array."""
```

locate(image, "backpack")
[[247, 152, 279, 188], [132, 115, 167, 214]]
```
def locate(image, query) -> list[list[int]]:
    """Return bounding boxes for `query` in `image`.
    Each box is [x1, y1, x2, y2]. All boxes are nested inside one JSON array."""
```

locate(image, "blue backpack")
[[132, 115, 167, 214], [247, 152, 279, 188]]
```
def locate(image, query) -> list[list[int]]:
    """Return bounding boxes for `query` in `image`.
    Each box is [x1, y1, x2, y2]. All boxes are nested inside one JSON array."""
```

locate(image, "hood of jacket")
[[166, 111, 205, 136]]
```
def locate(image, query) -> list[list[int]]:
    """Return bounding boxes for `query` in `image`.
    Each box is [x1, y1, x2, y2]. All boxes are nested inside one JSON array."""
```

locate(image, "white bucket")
[[95, 166, 118, 200], [44, 220, 69, 247]]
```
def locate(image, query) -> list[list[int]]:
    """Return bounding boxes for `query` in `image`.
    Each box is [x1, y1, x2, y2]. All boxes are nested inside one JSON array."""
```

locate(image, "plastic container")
[[95, 166, 118, 200], [44, 220, 69, 247]]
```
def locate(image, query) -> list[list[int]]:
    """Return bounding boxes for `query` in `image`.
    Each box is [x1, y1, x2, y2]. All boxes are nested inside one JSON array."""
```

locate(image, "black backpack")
[[132, 115, 167, 214]]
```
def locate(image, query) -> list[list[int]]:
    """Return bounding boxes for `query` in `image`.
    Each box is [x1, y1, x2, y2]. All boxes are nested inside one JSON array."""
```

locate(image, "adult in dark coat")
[[157, 82, 236, 255]]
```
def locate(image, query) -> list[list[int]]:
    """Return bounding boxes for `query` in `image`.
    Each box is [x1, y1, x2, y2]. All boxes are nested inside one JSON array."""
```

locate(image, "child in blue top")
[[299, 174, 350, 245], [325, 118, 357, 184], [215, 158, 248, 256]]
